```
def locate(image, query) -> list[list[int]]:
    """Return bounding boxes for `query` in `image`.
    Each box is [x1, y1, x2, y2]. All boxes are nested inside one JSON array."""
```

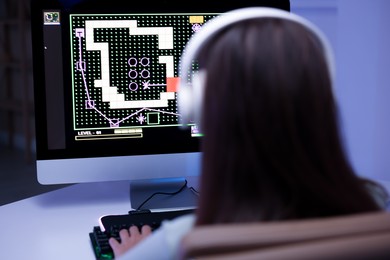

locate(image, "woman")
[[109, 7, 384, 259]]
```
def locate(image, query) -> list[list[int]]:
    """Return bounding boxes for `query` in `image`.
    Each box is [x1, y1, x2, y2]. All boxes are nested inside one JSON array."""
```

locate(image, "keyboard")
[[89, 208, 195, 260]]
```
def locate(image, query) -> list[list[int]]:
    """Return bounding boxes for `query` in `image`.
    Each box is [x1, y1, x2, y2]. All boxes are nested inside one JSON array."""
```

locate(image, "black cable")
[[189, 186, 199, 195], [136, 179, 189, 210]]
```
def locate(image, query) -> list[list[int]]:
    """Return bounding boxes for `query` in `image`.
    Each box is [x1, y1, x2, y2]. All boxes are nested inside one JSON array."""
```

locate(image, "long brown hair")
[[195, 18, 380, 225]]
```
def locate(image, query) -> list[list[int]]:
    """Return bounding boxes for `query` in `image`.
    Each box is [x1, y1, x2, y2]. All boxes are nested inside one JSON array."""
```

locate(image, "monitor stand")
[[129, 177, 198, 210]]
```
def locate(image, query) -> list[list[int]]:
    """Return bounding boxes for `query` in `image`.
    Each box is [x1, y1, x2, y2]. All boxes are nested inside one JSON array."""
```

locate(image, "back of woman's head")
[[195, 15, 380, 225]]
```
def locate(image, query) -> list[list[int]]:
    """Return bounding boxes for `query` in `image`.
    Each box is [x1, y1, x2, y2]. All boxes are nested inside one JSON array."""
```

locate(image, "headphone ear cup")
[[178, 70, 206, 129], [192, 70, 207, 129], [178, 84, 193, 127]]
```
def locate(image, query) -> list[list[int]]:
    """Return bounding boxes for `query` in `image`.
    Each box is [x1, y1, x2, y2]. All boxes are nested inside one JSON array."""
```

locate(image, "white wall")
[[291, 0, 390, 188]]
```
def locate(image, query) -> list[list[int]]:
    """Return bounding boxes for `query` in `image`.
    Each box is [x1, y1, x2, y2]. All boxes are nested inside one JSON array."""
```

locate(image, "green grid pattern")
[[69, 13, 217, 131]]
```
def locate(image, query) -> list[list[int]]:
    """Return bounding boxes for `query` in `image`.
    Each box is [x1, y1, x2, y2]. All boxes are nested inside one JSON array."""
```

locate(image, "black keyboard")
[[89, 209, 195, 260]]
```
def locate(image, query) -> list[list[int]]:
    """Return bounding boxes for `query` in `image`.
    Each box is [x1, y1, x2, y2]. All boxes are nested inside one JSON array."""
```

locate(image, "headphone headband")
[[178, 7, 335, 128]]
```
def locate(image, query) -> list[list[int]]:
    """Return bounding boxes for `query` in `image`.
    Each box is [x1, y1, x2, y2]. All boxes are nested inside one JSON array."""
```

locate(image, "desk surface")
[[0, 181, 137, 260], [1, 178, 388, 259], [0, 176, 200, 260]]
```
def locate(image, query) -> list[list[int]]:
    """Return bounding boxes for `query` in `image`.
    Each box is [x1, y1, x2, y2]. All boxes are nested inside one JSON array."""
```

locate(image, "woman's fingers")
[[108, 225, 153, 258], [141, 225, 152, 235]]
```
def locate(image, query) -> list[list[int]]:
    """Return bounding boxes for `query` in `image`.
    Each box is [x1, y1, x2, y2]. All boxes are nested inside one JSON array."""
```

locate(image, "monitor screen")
[[30, 0, 290, 209]]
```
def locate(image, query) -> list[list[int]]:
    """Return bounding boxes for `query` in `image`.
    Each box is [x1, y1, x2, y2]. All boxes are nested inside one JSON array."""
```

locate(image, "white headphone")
[[178, 7, 335, 129]]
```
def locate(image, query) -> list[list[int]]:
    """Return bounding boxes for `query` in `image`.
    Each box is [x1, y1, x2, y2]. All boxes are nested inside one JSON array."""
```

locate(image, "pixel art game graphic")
[[69, 13, 216, 138]]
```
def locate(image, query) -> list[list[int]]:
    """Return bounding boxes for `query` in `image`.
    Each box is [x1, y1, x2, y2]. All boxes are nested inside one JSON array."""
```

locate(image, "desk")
[[0, 178, 388, 259], [0, 181, 137, 260], [0, 176, 199, 260]]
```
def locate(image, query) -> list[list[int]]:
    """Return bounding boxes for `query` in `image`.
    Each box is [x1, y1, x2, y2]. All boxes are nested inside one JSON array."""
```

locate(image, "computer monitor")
[[30, 0, 290, 209]]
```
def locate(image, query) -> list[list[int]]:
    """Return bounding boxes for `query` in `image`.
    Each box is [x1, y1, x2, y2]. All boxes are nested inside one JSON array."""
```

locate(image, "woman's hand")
[[108, 225, 152, 258]]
